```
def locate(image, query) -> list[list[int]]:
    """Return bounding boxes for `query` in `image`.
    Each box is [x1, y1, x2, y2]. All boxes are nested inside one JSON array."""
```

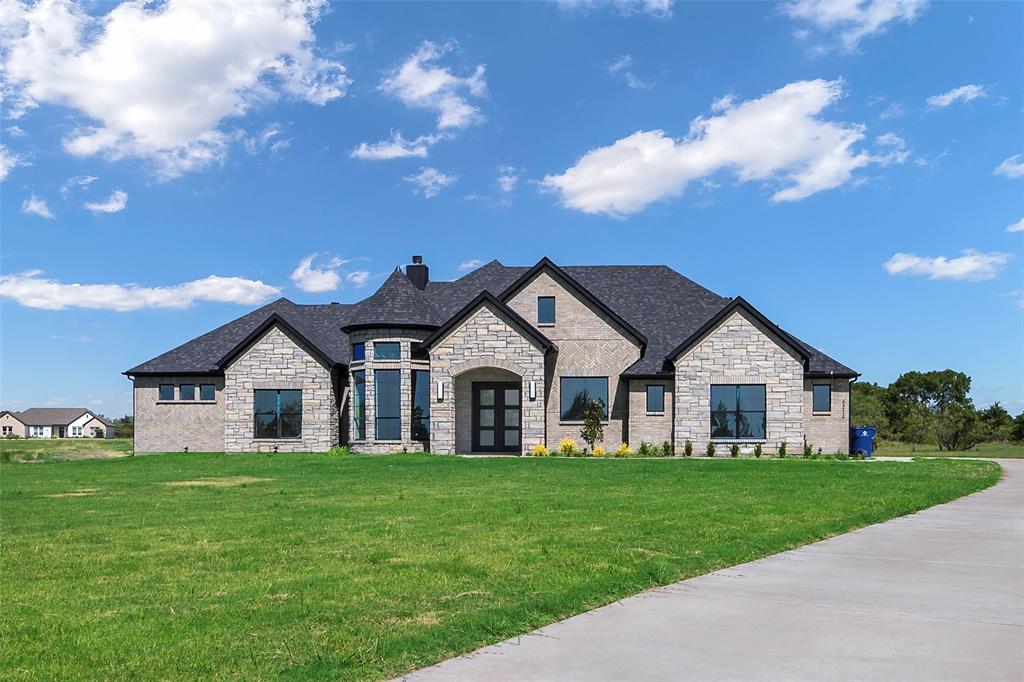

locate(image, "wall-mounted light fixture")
[[436, 381, 445, 401], [529, 380, 537, 401]]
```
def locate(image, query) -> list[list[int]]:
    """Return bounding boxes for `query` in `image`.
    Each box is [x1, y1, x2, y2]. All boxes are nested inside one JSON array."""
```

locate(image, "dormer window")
[[538, 296, 555, 325]]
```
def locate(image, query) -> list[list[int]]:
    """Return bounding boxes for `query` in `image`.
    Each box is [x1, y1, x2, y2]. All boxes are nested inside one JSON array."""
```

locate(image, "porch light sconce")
[[529, 380, 537, 401], [436, 381, 445, 402]]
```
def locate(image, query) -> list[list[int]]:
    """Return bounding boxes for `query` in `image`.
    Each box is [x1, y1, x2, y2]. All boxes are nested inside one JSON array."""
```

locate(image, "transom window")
[[158, 384, 174, 401], [411, 369, 430, 440], [560, 377, 608, 421], [352, 370, 366, 440], [710, 384, 766, 440], [200, 384, 215, 401], [375, 369, 401, 440], [254, 389, 302, 439], [537, 296, 556, 325], [351, 342, 366, 362], [374, 342, 401, 360], [646, 384, 665, 413], [180, 383, 195, 401], [812, 384, 832, 412]]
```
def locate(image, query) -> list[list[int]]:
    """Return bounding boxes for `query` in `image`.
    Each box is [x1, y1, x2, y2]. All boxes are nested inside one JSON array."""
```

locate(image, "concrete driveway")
[[403, 460, 1023, 682]]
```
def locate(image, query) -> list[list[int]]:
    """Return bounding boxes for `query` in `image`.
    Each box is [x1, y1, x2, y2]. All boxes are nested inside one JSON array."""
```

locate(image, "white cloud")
[[458, 258, 483, 271], [878, 101, 906, 119], [0, 269, 280, 311], [994, 154, 1024, 179], [883, 249, 1011, 281], [404, 166, 457, 198], [497, 165, 521, 193], [0, 144, 26, 181], [289, 253, 350, 292], [784, 0, 928, 51], [350, 131, 448, 160], [874, 132, 910, 166], [1007, 218, 1024, 233], [0, 0, 348, 179], [607, 54, 653, 90], [21, 194, 53, 218], [543, 79, 901, 216], [557, 0, 673, 19], [84, 189, 127, 214], [379, 41, 487, 130], [5, 125, 26, 137], [346, 271, 369, 287], [240, 123, 292, 157], [926, 84, 987, 108], [59, 175, 98, 198]]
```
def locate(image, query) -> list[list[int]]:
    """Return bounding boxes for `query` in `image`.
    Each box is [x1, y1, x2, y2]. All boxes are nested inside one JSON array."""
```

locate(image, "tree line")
[[851, 370, 1023, 450]]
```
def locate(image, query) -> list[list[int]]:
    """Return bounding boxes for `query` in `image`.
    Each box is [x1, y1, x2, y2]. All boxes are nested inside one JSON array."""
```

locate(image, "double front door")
[[472, 382, 521, 453]]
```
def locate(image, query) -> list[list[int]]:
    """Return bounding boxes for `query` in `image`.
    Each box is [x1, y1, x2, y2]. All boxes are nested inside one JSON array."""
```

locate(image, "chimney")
[[406, 255, 429, 290]]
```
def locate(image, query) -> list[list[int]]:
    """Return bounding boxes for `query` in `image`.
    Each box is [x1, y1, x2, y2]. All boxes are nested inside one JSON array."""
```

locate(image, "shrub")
[[705, 442, 716, 457], [580, 399, 605, 452], [593, 445, 606, 457], [754, 443, 762, 458], [613, 442, 632, 458], [661, 440, 673, 457], [327, 446, 353, 457], [729, 443, 740, 458], [684, 439, 693, 457], [836, 451, 849, 461], [92, 427, 105, 438], [637, 441, 654, 457], [530, 443, 550, 457], [778, 441, 787, 458], [803, 443, 813, 458], [559, 438, 579, 457]]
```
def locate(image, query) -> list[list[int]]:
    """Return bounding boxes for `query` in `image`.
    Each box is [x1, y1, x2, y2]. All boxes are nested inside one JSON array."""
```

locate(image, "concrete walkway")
[[404, 460, 1024, 682]]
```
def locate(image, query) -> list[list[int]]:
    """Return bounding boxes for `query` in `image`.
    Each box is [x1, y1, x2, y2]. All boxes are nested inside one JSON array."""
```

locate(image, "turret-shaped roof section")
[[341, 267, 444, 331]]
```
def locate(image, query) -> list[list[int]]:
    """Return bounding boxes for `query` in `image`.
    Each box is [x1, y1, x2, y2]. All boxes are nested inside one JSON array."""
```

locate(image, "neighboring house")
[[1, 410, 26, 438], [126, 257, 857, 455], [6, 408, 115, 439]]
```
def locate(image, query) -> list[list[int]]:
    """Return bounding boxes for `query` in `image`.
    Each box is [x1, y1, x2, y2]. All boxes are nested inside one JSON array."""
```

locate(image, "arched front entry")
[[453, 366, 523, 454]]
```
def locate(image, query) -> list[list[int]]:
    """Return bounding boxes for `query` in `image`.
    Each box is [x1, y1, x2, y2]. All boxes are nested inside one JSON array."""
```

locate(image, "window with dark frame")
[[710, 384, 766, 439], [646, 384, 665, 412], [375, 369, 401, 440], [559, 377, 608, 421], [158, 384, 174, 401], [411, 369, 430, 440], [352, 370, 366, 440], [537, 296, 556, 325], [374, 342, 401, 360], [199, 384, 215, 401], [253, 389, 302, 439], [351, 342, 365, 362], [812, 384, 832, 412], [179, 383, 195, 401]]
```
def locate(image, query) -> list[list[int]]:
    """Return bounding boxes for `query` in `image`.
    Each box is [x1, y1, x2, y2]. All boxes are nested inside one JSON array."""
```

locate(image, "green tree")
[[851, 382, 889, 436], [112, 415, 134, 438], [935, 403, 986, 451], [978, 402, 1014, 441], [1011, 413, 1024, 442], [886, 370, 972, 442], [579, 399, 605, 452]]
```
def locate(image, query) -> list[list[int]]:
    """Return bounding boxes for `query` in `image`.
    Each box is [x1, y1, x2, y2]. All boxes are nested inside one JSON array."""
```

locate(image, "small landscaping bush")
[[803, 443, 813, 459], [559, 438, 580, 457], [637, 441, 655, 457], [705, 442, 716, 458], [836, 451, 849, 461], [661, 441, 673, 457], [592, 445, 606, 457], [579, 399, 605, 453], [613, 442, 632, 458], [754, 443, 763, 458], [530, 443, 550, 457], [729, 444, 740, 458], [326, 446, 353, 457], [778, 441, 787, 458], [683, 439, 693, 457]]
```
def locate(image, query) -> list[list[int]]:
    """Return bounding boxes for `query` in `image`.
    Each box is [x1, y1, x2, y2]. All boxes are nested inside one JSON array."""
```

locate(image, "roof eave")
[[421, 291, 554, 352]]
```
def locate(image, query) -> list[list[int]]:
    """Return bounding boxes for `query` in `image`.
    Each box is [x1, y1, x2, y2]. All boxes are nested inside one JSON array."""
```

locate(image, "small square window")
[[812, 384, 831, 412], [200, 384, 215, 401], [538, 296, 555, 325], [352, 342, 365, 362], [374, 342, 401, 360], [158, 384, 174, 401], [646, 385, 665, 413], [180, 383, 195, 401]]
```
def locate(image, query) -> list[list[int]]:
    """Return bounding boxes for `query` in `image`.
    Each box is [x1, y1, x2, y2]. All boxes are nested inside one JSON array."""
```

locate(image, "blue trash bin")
[[850, 426, 877, 457]]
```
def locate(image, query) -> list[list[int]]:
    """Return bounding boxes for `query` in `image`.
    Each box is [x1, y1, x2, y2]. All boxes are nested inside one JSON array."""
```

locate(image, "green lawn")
[[1, 453, 999, 680], [876, 440, 1024, 459], [0, 437, 133, 463]]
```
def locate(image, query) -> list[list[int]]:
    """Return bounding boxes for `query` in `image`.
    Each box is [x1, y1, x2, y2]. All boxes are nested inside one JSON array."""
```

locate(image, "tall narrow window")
[[199, 384, 215, 401], [374, 342, 401, 360], [352, 370, 366, 440], [646, 384, 665, 413], [351, 342, 366, 362], [812, 384, 832, 412], [537, 296, 555, 325], [560, 377, 608, 420], [180, 383, 195, 401], [710, 385, 766, 439], [254, 389, 302, 439], [158, 384, 174, 401], [411, 369, 430, 440], [375, 369, 401, 440]]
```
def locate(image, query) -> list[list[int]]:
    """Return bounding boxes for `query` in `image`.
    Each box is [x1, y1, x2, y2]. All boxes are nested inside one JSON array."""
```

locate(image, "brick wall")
[[133, 375, 225, 453], [804, 377, 851, 453], [627, 379, 674, 449]]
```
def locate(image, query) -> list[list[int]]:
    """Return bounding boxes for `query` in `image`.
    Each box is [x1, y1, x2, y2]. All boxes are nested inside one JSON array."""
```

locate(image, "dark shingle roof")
[[125, 259, 856, 378], [15, 408, 111, 426]]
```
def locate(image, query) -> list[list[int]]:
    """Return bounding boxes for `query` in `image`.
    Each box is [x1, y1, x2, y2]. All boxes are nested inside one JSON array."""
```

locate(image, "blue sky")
[[1, 0, 1021, 419]]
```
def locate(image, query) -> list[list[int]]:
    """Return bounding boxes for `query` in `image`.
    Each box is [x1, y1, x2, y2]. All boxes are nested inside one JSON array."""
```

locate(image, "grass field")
[[1, 453, 1000, 680], [876, 440, 1024, 459], [0, 437, 133, 463]]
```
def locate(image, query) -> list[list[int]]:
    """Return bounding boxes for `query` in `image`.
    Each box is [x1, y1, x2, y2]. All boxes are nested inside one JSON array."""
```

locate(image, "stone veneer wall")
[[133, 375, 225, 453], [627, 379, 674, 449], [505, 270, 641, 449], [224, 325, 339, 453], [674, 309, 805, 455], [453, 367, 522, 454], [347, 328, 431, 454], [803, 377, 851, 453], [429, 302, 546, 455]]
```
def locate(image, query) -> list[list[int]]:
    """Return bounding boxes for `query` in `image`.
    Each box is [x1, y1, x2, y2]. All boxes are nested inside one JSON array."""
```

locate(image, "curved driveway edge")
[[402, 460, 1023, 682]]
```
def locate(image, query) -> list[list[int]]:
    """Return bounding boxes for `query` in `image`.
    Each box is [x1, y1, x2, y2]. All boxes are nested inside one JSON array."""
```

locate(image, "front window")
[[646, 384, 665, 413], [411, 369, 430, 440], [812, 384, 831, 412], [352, 342, 365, 362], [560, 377, 608, 421], [375, 369, 401, 439], [253, 389, 302, 439], [30, 426, 44, 437], [2, 426, 11, 436], [180, 383, 195, 401], [374, 342, 401, 360], [71, 426, 83, 437], [538, 296, 555, 325], [710, 385, 766, 439], [200, 384, 215, 401], [158, 384, 174, 401], [352, 370, 366, 440]]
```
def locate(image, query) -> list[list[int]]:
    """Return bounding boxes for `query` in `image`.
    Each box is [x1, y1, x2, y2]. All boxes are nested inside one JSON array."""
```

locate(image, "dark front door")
[[472, 382, 521, 453]]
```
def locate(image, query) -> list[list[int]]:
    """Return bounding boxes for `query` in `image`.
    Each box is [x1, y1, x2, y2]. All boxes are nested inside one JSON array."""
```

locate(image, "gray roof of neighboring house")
[[125, 259, 857, 378], [14, 408, 113, 427]]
